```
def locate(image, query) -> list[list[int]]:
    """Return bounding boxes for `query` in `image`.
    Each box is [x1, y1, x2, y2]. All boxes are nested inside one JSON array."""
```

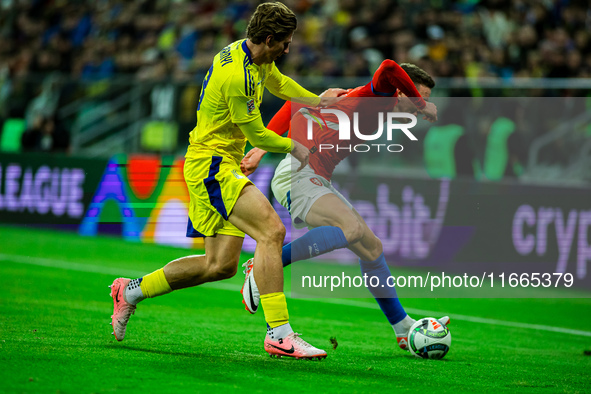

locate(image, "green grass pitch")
[[1, 225, 590, 393]]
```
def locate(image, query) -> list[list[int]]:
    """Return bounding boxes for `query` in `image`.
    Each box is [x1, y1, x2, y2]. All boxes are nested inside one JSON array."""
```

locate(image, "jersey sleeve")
[[267, 101, 292, 136], [267, 100, 308, 137], [265, 63, 321, 106], [224, 68, 261, 124], [372, 60, 426, 110], [238, 116, 293, 154]]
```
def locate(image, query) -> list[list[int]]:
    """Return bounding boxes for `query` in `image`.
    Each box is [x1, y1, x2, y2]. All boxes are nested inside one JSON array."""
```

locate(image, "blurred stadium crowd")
[[1, 0, 590, 81], [0, 0, 589, 183]]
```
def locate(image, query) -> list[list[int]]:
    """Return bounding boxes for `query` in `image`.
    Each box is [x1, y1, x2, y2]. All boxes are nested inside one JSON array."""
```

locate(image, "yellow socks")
[[139, 268, 172, 299], [260, 292, 289, 328]]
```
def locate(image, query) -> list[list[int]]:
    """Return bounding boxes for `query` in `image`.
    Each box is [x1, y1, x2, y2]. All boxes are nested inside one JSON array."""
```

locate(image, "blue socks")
[[281, 226, 405, 326], [360, 253, 406, 325], [281, 227, 406, 325], [282, 226, 348, 267]]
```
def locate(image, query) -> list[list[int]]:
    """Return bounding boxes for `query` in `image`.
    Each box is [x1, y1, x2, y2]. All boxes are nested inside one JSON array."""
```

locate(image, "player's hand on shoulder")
[[319, 88, 348, 107], [320, 88, 348, 98], [419, 102, 438, 123]]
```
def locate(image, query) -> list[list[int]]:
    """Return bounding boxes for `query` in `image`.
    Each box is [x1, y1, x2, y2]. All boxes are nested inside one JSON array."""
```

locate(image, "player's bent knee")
[[256, 218, 286, 245], [216, 263, 238, 280], [247, 202, 286, 243], [271, 221, 286, 242], [209, 261, 238, 281], [343, 221, 364, 244], [206, 254, 239, 281]]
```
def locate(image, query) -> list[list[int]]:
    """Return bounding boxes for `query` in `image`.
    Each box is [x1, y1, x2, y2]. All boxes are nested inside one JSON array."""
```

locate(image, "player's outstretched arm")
[[267, 88, 347, 138], [266, 63, 345, 107], [375, 60, 426, 109], [240, 99, 292, 175], [238, 117, 309, 172], [241, 86, 347, 176], [240, 142, 309, 175], [238, 117, 291, 153], [319, 88, 348, 106], [374, 59, 438, 122]]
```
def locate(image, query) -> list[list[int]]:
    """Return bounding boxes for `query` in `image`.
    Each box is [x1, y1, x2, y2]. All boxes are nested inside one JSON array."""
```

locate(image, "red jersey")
[[267, 60, 427, 180]]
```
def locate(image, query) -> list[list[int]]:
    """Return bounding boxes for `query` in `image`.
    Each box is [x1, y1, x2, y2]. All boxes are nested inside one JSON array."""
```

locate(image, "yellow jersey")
[[188, 39, 302, 164]]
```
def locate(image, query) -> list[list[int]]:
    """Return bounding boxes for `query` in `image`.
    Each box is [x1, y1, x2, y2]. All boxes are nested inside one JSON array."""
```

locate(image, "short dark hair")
[[400, 63, 435, 89], [246, 2, 297, 45]]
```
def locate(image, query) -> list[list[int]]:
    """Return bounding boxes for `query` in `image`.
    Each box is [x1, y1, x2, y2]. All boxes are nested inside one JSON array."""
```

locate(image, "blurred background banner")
[[0, 153, 205, 249], [0, 152, 107, 226]]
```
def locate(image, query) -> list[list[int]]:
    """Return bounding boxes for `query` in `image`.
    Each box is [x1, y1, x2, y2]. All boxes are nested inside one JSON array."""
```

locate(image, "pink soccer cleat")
[[264, 332, 327, 360], [109, 278, 136, 341], [241, 258, 259, 314]]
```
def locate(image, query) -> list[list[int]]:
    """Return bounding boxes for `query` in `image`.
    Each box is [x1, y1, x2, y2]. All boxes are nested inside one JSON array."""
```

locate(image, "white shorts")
[[271, 154, 353, 229]]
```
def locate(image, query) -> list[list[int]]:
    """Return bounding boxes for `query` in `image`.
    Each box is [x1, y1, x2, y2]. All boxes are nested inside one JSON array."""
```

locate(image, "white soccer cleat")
[[265, 332, 327, 360], [241, 258, 259, 314]]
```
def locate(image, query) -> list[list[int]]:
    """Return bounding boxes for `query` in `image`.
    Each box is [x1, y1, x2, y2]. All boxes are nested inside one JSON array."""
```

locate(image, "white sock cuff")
[[267, 322, 293, 341], [125, 278, 146, 305], [392, 315, 415, 336]]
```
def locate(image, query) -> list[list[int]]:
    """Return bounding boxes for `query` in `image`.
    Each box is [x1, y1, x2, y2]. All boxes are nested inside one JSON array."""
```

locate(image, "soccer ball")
[[408, 317, 451, 360]]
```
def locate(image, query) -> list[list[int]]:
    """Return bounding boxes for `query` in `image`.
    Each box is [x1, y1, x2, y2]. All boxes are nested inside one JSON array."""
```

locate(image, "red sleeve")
[[267, 101, 292, 136], [267, 101, 305, 136], [371, 60, 426, 110]]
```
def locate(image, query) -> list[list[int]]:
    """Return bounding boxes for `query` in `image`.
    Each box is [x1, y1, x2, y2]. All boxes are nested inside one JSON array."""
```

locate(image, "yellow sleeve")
[[237, 116, 293, 154], [224, 69, 260, 124], [265, 63, 321, 106]]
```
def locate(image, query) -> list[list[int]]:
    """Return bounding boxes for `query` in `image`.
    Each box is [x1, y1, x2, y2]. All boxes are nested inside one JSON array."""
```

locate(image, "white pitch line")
[[0, 253, 241, 292], [304, 297, 591, 338], [2, 253, 591, 338], [0, 253, 147, 278]]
